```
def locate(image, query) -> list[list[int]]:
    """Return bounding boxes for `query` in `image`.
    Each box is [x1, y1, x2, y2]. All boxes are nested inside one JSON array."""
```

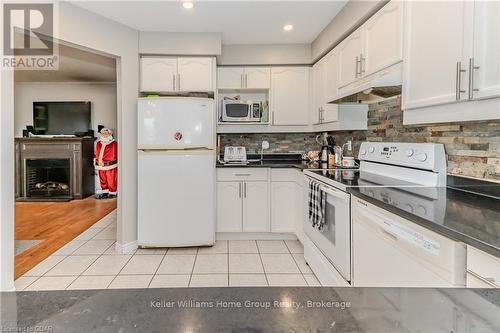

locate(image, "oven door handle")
[[319, 185, 349, 202]]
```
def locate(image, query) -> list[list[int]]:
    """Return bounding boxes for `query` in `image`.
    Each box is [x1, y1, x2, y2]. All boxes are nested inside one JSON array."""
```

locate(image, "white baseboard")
[[216, 232, 297, 241], [115, 240, 138, 254]]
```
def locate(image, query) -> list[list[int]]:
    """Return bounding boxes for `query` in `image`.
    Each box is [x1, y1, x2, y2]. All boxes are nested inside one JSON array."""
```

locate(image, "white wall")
[[311, 0, 387, 62], [14, 82, 117, 138], [0, 2, 140, 290], [0, 70, 15, 292], [139, 32, 222, 55], [218, 44, 311, 65], [55, 2, 139, 255]]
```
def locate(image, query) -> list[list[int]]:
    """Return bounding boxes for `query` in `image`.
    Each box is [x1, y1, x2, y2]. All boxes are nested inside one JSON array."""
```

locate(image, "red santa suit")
[[94, 130, 118, 195]]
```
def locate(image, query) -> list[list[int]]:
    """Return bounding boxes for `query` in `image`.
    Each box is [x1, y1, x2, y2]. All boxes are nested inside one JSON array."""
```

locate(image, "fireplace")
[[16, 137, 95, 201], [26, 158, 71, 198]]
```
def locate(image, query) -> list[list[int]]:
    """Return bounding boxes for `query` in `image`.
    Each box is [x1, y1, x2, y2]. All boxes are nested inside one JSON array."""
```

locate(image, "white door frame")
[[0, 36, 129, 291]]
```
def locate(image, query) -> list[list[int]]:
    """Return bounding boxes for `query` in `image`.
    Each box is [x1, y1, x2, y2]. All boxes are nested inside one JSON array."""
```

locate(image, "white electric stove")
[[303, 142, 449, 287]]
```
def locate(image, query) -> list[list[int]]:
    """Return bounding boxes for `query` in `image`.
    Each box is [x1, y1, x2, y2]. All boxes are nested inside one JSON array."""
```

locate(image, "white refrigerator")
[[137, 97, 215, 247]]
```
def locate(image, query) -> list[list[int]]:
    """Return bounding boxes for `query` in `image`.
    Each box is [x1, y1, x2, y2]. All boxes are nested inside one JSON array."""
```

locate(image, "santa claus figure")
[[94, 127, 118, 199]]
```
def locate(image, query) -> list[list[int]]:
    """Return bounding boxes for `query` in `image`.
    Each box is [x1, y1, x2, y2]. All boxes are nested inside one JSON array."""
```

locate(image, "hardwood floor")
[[15, 197, 117, 279]]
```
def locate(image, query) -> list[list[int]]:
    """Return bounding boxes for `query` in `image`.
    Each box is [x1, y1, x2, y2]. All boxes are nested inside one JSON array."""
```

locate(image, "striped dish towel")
[[308, 179, 325, 230]]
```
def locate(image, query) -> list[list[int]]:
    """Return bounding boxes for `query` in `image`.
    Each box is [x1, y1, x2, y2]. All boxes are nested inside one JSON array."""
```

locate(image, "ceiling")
[[15, 43, 117, 83], [72, 1, 347, 44]]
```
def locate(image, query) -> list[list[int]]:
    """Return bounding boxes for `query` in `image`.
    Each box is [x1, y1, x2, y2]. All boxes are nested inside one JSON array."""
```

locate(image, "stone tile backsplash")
[[219, 96, 500, 182], [219, 133, 320, 155]]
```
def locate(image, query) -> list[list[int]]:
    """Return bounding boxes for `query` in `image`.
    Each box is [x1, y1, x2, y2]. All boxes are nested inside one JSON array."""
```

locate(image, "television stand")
[[15, 137, 95, 201], [28, 134, 78, 138]]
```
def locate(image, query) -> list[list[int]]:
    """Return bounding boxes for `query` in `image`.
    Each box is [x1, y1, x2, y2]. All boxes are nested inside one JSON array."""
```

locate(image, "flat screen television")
[[33, 101, 91, 135]]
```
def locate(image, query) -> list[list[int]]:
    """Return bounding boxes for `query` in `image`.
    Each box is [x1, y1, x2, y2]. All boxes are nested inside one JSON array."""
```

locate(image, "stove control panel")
[[358, 142, 446, 172]]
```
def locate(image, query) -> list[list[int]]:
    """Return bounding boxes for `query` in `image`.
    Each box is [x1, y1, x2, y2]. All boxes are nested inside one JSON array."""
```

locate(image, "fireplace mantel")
[[15, 137, 95, 201]]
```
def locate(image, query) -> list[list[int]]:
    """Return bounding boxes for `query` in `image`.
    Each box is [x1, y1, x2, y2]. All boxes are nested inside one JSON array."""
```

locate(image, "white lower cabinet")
[[216, 181, 243, 232], [270, 169, 305, 236], [216, 169, 269, 233], [216, 168, 305, 236], [270, 182, 296, 232], [243, 181, 269, 232]]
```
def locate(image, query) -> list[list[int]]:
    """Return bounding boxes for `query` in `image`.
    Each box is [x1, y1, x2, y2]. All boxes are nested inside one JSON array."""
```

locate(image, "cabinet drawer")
[[271, 168, 301, 182], [467, 246, 500, 287], [217, 168, 268, 181]]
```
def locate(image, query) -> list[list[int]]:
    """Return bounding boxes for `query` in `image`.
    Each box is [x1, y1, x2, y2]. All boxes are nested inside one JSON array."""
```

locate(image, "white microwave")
[[221, 100, 262, 122]]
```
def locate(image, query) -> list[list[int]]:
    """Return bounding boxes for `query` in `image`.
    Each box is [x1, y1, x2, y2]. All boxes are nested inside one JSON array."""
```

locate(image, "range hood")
[[330, 62, 402, 104]]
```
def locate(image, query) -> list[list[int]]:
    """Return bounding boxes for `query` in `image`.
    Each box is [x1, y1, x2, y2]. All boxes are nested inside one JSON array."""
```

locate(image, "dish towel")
[[308, 179, 325, 230]]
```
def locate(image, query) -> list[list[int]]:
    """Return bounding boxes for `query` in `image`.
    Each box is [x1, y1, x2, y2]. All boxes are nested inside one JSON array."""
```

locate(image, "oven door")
[[304, 180, 351, 282], [222, 102, 250, 122]]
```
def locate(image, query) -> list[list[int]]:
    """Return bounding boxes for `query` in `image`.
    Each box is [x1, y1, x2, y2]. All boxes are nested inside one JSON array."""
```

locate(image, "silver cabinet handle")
[[244, 74, 248, 88], [359, 53, 365, 76], [243, 182, 247, 198], [172, 74, 176, 91], [238, 182, 242, 198], [234, 173, 250, 176], [241, 74, 244, 88], [468, 57, 480, 100], [355, 56, 359, 78], [456, 61, 466, 100], [177, 74, 181, 91]]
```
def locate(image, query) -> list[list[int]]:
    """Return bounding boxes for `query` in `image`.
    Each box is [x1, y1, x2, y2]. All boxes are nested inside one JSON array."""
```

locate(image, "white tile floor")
[[15, 210, 321, 290]]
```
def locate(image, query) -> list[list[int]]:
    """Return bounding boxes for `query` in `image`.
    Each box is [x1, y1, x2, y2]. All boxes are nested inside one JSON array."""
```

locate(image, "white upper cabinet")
[[217, 67, 245, 89], [217, 67, 270, 89], [140, 56, 214, 93], [271, 67, 310, 126], [140, 57, 177, 92], [402, 1, 470, 110], [338, 28, 364, 88], [325, 49, 340, 103], [177, 57, 214, 92], [245, 67, 271, 89], [363, 0, 403, 76], [471, 0, 500, 100], [312, 57, 338, 125], [312, 61, 325, 125]]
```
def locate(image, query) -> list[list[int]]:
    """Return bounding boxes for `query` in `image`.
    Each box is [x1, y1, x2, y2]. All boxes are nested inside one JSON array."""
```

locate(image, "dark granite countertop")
[[216, 153, 322, 170], [1, 288, 498, 332], [348, 184, 500, 258]]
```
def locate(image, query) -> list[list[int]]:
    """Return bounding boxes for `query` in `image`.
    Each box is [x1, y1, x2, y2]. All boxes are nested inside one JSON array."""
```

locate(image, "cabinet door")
[[271, 67, 310, 126], [216, 182, 242, 232], [140, 57, 177, 92], [325, 49, 340, 102], [178, 57, 214, 92], [313, 59, 338, 124], [312, 61, 324, 125], [218, 67, 244, 89], [271, 182, 296, 233], [338, 29, 363, 88], [471, 0, 500, 100], [363, 0, 403, 76], [245, 67, 270, 89], [402, 1, 470, 109], [243, 181, 269, 232]]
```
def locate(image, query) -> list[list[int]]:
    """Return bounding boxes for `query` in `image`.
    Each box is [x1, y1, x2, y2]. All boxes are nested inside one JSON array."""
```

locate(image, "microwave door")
[[223, 103, 249, 122]]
